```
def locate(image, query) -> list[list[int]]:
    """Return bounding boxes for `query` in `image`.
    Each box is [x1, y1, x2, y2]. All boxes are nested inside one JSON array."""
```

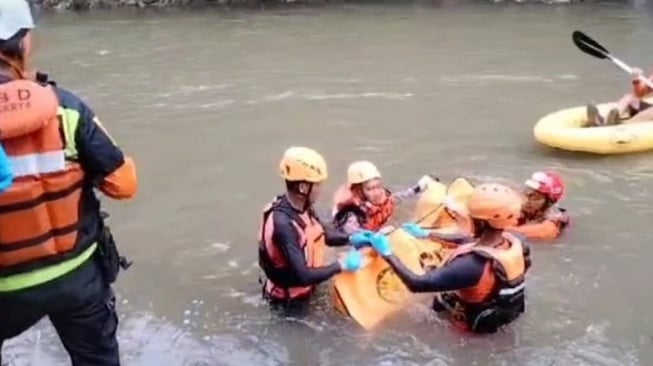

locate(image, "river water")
[[4, 1, 653, 365]]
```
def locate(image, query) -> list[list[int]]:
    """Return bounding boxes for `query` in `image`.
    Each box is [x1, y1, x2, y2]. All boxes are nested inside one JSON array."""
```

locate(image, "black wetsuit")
[[266, 195, 350, 287], [384, 253, 486, 292]]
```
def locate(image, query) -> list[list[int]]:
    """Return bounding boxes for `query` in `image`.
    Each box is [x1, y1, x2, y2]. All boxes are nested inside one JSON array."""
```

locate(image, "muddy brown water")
[[4, 1, 653, 365]]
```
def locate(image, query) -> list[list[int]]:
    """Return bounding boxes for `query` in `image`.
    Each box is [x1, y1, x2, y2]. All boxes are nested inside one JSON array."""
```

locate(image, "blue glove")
[[340, 250, 364, 272], [0, 145, 13, 194], [348, 230, 374, 249], [370, 233, 392, 256], [402, 222, 430, 239]]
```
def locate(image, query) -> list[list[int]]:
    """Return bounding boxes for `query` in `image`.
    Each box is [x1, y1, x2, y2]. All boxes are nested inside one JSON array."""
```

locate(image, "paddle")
[[572, 30, 653, 90]]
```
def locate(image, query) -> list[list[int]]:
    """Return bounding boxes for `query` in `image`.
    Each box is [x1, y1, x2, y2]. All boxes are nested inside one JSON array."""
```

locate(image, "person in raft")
[[331, 160, 433, 235], [258, 147, 375, 304], [585, 67, 653, 127], [510, 171, 569, 242], [368, 183, 531, 334]]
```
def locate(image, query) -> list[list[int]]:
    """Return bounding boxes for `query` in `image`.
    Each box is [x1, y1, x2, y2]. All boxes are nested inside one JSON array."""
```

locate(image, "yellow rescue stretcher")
[[534, 99, 653, 154], [331, 177, 475, 330]]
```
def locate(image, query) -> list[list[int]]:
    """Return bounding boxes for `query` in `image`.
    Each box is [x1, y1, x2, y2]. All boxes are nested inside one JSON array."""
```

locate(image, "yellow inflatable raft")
[[331, 177, 475, 330], [534, 101, 653, 155]]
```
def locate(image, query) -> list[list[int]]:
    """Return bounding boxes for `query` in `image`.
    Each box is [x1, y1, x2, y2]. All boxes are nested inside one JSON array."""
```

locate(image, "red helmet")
[[524, 171, 564, 202]]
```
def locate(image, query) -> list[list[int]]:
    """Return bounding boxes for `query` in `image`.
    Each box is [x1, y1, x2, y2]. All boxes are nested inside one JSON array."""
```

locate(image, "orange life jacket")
[[258, 195, 326, 301], [331, 184, 395, 232], [436, 233, 528, 333], [0, 79, 87, 276]]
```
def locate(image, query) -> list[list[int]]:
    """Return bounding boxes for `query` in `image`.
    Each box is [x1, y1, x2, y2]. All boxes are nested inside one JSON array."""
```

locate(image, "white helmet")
[[347, 161, 381, 186], [0, 0, 34, 41]]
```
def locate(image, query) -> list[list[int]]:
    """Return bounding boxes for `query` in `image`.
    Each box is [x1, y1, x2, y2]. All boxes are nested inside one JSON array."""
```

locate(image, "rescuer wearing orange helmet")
[[369, 183, 532, 333], [258, 147, 373, 304]]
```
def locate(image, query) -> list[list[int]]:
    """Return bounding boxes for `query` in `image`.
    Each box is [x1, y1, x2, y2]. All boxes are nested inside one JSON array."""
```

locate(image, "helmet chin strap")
[[301, 183, 313, 212], [287, 181, 314, 213]]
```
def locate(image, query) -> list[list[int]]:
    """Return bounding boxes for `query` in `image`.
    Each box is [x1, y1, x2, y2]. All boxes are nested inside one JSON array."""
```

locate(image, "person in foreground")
[[259, 147, 373, 304], [0, 1, 138, 365], [332, 160, 433, 234], [510, 171, 569, 242], [369, 183, 531, 334], [585, 67, 653, 127]]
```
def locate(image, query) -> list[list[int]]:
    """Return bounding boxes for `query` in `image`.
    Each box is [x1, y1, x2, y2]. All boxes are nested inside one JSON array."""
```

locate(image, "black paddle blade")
[[572, 30, 610, 60]]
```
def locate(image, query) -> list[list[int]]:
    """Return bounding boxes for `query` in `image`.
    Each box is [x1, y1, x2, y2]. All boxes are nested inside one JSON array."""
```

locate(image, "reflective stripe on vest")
[[58, 107, 80, 160], [9, 150, 66, 178], [499, 282, 525, 296]]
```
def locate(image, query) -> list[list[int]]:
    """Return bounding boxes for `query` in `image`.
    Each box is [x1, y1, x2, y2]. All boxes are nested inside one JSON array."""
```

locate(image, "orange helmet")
[[279, 147, 328, 183], [467, 183, 522, 229]]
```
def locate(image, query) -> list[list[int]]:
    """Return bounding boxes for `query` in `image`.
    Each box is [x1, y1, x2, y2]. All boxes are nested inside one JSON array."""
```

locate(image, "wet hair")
[[534, 202, 551, 218], [0, 29, 28, 67], [544, 196, 556, 208], [532, 195, 555, 216], [350, 183, 364, 196]]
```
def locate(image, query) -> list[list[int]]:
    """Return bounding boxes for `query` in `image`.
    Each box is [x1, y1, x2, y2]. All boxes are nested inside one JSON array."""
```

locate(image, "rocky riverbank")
[[40, 0, 248, 10], [39, 0, 584, 10]]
